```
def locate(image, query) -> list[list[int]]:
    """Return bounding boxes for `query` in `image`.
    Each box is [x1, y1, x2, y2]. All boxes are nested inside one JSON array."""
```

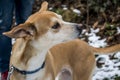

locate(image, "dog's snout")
[[75, 24, 83, 33]]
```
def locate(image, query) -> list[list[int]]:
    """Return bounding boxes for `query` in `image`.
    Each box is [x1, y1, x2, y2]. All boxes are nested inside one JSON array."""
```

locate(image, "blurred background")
[[32, 0, 120, 46]]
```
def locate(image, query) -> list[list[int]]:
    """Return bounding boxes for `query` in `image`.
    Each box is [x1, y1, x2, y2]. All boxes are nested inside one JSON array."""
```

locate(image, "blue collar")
[[12, 62, 45, 75]]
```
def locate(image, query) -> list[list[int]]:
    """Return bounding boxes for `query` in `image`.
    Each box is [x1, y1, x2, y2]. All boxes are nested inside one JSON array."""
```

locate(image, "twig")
[[86, 0, 90, 32]]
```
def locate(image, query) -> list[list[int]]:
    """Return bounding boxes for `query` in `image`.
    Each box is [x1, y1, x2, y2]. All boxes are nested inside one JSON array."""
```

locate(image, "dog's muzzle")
[[75, 24, 83, 35]]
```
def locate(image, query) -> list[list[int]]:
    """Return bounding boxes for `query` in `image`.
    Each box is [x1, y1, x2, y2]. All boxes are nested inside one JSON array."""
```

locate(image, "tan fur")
[[47, 39, 96, 80], [3, 1, 120, 80], [91, 44, 120, 54]]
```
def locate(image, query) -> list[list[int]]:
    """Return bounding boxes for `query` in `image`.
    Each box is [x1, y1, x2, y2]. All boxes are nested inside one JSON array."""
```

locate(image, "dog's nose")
[[75, 24, 83, 33]]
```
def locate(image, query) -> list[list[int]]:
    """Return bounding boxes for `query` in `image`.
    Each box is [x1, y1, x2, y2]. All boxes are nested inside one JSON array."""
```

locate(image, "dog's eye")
[[52, 23, 60, 29]]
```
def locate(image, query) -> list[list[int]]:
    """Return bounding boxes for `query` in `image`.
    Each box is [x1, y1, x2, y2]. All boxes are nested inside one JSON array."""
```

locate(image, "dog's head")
[[3, 1, 82, 47]]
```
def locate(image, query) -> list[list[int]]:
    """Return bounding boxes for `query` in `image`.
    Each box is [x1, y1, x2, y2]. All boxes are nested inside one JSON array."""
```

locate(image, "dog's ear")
[[3, 23, 36, 39], [39, 1, 48, 12]]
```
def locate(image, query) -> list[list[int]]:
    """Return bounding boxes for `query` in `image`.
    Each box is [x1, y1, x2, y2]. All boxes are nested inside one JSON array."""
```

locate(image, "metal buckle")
[[7, 66, 14, 80]]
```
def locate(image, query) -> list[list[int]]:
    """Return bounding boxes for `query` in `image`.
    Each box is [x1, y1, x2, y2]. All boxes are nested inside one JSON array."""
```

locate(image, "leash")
[[7, 62, 45, 80], [7, 66, 14, 80]]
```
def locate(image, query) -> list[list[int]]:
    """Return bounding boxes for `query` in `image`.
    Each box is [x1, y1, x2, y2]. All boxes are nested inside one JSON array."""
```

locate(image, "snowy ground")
[[81, 27, 120, 80]]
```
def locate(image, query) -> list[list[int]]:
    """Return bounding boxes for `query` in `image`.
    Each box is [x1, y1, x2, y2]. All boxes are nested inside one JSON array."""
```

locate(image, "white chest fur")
[[26, 50, 48, 80]]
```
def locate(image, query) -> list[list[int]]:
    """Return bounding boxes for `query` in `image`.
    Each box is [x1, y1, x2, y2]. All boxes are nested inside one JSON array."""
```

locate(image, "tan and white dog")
[[3, 1, 120, 80]]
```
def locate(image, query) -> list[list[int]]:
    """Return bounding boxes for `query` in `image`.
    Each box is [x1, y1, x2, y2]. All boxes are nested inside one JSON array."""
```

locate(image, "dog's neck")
[[11, 38, 51, 72]]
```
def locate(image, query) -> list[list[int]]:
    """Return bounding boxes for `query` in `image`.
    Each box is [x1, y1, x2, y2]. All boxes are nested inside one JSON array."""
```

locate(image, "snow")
[[63, 7, 68, 10], [114, 52, 120, 58], [86, 28, 107, 47], [62, 5, 68, 10], [117, 27, 120, 34], [73, 9, 81, 15], [12, 39, 15, 44], [93, 56, 120, 80], [82, 27, 120, 80], [49, 7, 53, 10]]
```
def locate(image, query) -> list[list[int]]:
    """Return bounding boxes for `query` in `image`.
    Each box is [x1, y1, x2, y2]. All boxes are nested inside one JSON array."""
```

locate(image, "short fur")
[[3, 1, 120, 80]]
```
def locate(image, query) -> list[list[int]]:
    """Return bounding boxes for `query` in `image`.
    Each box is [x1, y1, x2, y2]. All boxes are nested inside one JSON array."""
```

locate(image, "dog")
[[3, 1, 120, 80]]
